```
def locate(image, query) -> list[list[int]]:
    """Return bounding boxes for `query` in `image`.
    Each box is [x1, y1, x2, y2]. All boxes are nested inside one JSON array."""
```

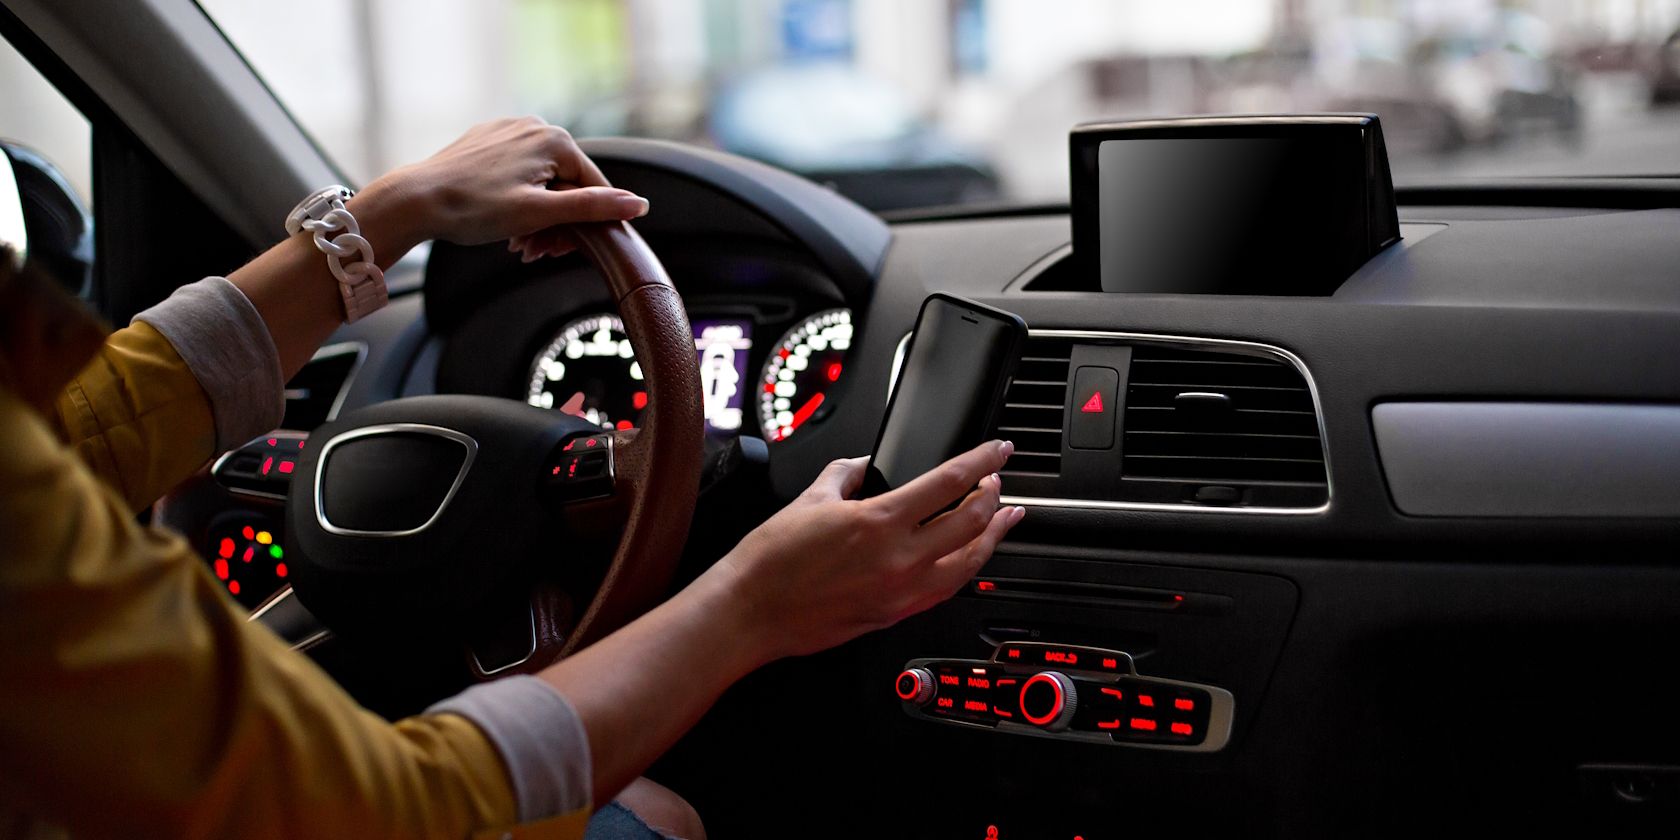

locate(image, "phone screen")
[[861, 294, 1025, 499]]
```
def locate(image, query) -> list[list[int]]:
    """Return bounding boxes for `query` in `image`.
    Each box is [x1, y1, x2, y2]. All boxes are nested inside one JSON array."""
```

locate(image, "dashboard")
[[173, 138, 1680, 838]]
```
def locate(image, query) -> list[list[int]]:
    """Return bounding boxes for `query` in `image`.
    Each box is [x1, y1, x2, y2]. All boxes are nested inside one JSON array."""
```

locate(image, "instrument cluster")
[[523, 306, 853, 444]]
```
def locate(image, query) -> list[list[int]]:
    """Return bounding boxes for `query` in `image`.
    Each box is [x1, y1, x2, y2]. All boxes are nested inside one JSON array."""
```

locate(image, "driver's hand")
[[709, 440, 1025, 660], [364, 116, 649, 261]]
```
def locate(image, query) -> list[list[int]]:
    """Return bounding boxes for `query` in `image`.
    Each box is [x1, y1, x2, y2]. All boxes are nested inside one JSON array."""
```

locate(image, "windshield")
[[200, 0, 1680, 213]]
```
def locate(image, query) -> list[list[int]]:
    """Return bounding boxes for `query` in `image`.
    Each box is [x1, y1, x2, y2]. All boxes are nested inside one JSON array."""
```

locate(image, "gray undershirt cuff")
[[428, 675, 594, 821], [132, 276, 285, 451]]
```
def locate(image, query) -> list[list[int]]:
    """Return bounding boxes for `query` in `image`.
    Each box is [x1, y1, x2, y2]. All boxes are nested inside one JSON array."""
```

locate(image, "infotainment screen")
[[1070, 115, 1399, 296]]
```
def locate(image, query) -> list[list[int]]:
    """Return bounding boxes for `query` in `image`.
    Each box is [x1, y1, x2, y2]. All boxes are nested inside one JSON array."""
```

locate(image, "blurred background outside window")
[[13, 0, 1680, 214]]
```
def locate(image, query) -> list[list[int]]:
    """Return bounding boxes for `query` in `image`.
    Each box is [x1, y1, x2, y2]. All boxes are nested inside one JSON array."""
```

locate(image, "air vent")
[[281, 342, 364, 431], [1122, 345, 1327, 494], [995, 337, 1072, 476]]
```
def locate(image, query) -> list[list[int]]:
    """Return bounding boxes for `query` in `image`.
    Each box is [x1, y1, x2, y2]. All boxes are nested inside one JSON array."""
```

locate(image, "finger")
[[882, 439, 1013, 524], [923, 505, 1024, 601], [913, 472, 1002, 557], [524, 186, 648, 230], [806, 457, 868, 500], [536, 122, 613, 189]]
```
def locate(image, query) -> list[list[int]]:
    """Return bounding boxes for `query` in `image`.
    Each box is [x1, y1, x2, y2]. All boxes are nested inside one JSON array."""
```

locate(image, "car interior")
[[4, 1, 1680, 837]]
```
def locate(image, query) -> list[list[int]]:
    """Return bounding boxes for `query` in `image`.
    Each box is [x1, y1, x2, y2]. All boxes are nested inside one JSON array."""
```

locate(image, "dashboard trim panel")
[[998, 329, 1332, 516]]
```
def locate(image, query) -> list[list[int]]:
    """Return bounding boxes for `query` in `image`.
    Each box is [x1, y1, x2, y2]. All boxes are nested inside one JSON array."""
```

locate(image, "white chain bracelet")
[[298, 203, 388, 323]]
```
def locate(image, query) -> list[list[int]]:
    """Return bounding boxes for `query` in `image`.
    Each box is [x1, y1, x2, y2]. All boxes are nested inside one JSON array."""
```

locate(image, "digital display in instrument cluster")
[[691, 319, 752, 433], [528, 314, 753, 435]]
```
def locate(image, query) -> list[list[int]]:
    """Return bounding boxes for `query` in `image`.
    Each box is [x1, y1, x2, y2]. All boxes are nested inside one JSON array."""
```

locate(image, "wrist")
[[688, 556, 784, 670], [346, 172, 428, 265]]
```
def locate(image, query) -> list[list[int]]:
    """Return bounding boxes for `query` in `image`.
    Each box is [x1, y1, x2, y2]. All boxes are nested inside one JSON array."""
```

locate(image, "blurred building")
[[5, 0, 1680, 213]]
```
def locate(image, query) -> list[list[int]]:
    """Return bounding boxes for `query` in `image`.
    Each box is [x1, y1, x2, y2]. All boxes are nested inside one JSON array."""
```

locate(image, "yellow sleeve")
[[0, 388, 588, 840], [50, 320, 219, 512]]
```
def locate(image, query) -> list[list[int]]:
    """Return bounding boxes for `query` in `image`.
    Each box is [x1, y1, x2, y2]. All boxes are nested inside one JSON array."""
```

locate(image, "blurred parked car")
[[709, 64, 999, 212], [1316, 13, 1579, 154], [1653, 27, 1680, 105], [567, 64, 998, 213]]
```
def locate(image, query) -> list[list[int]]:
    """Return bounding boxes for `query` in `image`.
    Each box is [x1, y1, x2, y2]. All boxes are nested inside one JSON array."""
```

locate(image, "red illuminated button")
[[1068, 366, 1118, 450], [1018, 672, 1078, 731], [990, 643, 1132, 675], [895, 668, 935, 706], [1170, 722, 1193, 736], [1129, 718, 1157, 732], [1174, 697, 1195, 711]]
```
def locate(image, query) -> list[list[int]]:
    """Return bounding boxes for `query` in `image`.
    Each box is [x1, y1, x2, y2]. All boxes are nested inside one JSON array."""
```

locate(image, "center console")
[[897, 642, 1233, 751]]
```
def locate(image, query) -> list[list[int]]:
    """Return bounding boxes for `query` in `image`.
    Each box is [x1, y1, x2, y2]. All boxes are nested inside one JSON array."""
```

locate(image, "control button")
[[545, 434, 615, 501], [991, 643, 1133, 675], [1019, 672, 1078, 731], [896, 668, 935, 706], [213, 432, 310, 497], [991, 677, 1020, 720], [1068, 366, 1119, 450], [1173, 697, 1195, 711], [1170, 722, 1194, 737], [1129, 717, 1158, 732]]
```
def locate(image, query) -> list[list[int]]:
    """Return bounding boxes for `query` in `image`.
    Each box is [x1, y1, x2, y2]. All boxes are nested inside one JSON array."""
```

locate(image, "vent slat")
[[994, 337, 1071, 477], [1123, 345, 1327, 492], [281, 345, 361, 432]]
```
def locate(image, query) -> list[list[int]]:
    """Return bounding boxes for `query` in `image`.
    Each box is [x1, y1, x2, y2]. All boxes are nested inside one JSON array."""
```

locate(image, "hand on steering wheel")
[[354, 115, 650, 262]]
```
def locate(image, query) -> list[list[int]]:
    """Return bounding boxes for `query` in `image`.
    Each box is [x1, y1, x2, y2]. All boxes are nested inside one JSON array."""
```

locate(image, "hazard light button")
[[1068, 366, 1119, 450]]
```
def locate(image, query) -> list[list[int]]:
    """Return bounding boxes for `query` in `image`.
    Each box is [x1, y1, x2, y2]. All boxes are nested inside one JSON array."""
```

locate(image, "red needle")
[[788, 392, 826, 430]]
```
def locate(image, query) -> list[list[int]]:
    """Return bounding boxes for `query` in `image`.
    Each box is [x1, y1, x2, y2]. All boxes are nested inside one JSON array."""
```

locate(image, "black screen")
[[1092, 134, 1367, 295], [862, 296, 1024, 499]]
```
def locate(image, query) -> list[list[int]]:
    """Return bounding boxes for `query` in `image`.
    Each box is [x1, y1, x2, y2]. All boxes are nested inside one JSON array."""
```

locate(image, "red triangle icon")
[[1080, 391, 1105, 413]]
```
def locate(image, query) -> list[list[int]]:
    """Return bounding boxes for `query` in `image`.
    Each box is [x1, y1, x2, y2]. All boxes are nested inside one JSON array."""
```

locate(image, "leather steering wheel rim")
[[549, 221, 704, 659]]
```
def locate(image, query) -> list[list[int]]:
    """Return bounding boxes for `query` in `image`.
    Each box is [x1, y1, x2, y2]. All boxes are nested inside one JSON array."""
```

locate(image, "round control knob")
[[1019, 671, 1077, 730], [895, 668, 935, 705]]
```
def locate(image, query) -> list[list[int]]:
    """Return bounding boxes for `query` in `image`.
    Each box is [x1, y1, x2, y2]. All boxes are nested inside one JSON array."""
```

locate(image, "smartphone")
[[860, 293, 1027, 500]]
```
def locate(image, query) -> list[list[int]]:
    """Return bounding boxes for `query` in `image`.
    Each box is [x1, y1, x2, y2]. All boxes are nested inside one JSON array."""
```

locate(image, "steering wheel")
[[284, 220, 703, 672]]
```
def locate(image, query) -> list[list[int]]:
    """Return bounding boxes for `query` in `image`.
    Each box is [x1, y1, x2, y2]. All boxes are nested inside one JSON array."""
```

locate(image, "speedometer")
[[759, 308, 852, 442], [527, 314, 644, 430]]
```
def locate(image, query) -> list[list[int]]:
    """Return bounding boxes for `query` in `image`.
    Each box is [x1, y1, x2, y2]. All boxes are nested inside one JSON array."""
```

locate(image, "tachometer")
[[759, 308, 852, 442], [527, 314, 644, 430]]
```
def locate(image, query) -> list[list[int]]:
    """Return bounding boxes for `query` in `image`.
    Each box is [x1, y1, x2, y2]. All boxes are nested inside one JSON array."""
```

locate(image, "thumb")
[[806, 456, 868, 500], [524, 185, 649, 228]]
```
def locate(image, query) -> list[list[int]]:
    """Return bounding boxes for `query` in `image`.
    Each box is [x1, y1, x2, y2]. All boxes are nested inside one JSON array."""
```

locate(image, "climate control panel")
[[897, 642, 1234, 752]]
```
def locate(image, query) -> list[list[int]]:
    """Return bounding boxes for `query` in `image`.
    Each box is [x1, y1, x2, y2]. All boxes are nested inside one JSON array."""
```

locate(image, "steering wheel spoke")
[[282, 220, 703, 677]]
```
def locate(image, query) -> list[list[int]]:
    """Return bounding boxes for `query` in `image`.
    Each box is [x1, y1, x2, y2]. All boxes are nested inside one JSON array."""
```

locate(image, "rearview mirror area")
[[0, 142, 92, 296], [0, 148, 25, 270]]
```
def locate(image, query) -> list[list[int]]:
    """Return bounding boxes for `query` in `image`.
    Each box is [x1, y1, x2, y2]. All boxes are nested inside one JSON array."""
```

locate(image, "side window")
[[0, 33, 95, 297]]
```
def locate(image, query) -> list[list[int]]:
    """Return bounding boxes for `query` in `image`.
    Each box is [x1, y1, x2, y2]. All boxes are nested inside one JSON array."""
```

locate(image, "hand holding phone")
[[861, 293, 1027, 502]]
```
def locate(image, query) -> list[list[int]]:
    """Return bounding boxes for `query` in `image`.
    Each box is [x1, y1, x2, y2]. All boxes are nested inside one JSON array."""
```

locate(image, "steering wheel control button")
[[212, 432, 309, 499], [1068, 365, 1119, 450], [1019, 672, 1077, 731], [546, 434, 616, 501], [895, 668, 936, 705]]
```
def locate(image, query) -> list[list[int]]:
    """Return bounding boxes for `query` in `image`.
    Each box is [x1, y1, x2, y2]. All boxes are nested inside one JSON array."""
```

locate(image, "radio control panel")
[[897, 642, 1234, 752]]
